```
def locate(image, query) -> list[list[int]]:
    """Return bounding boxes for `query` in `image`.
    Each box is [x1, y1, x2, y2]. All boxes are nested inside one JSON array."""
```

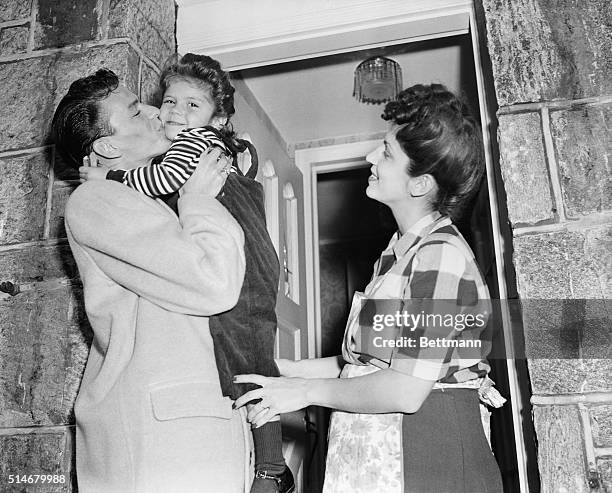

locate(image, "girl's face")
[[159, 77, 217, 140], [365, 127, 412, 205]]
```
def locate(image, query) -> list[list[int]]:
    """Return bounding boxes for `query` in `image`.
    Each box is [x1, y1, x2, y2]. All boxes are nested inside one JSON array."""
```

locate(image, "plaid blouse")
[[342, 212, 492, 383]]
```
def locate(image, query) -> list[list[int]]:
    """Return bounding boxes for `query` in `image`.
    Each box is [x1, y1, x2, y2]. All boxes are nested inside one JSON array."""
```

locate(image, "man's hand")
[[181, 147, 231, 198]]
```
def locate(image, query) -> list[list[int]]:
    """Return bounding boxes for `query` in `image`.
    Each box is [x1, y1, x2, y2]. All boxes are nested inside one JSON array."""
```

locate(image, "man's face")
[[99, 86, 170, 169]]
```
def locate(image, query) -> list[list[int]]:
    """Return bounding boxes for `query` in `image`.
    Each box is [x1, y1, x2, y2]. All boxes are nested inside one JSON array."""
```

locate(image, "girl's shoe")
[[251, 467, 295, 493]]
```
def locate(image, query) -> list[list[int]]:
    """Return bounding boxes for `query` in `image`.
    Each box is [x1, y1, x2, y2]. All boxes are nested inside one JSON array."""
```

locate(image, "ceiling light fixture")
[[353, 56, 403, 105]]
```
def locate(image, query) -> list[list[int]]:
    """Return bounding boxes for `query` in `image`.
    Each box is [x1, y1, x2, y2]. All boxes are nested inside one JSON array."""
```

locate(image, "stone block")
[[0, 0, 31, 23], [514, 227, 612, 299], [497, 113, 554, 225], [599, 458, 612, 492], [109, 0, 175, 67], [0, 287, 91, 427], [48, 181, 79, 239], [140, 60, 161, 106], [0, 430, 73, 492], [583, 227, 612, 298], [0, 42, 139, 152], [0, 56, 55, 152], [33, 0, 98, 50], [533, 405, 590, 492], [528, 359, 611, 395], [0, 244, 77, 284], [51, 43, 140, 112], [550, 104, 612, 217], [482, 0, 612, 105], [0, 152, 49, 245], [591, 405, 612, 448], [0, 25, 29, 56], [515, 227, 611, 393]]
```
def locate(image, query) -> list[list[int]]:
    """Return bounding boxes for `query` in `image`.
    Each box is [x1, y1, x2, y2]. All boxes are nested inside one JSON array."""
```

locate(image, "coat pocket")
[[150, 381, 233, 421]]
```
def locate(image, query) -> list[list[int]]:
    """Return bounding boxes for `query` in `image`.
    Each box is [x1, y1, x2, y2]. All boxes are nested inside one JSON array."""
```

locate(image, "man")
[[52, 69, 250, 492]]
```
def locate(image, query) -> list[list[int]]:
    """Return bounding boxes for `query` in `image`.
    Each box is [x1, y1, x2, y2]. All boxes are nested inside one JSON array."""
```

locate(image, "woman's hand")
[[181, 147, 231, 197], [233, 374, 311, 427], [275, 358, 298, 377]]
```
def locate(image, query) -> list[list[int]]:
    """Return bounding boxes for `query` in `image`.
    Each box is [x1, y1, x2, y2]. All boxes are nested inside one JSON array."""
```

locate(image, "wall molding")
[[176, 0, 471, 70]]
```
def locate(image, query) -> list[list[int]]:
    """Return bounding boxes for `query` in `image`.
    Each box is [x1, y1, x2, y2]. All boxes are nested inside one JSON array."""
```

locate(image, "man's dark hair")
[[51, 68, 119, 169]]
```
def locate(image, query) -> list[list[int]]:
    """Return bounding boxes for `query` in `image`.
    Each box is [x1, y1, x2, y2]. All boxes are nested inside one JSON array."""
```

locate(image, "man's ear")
[[91, 137, 121, 163], [408, 174, 437, 198]]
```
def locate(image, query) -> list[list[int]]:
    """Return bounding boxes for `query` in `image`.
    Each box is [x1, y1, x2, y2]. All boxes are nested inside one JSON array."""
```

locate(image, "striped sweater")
[[106, 127, 230, 196]]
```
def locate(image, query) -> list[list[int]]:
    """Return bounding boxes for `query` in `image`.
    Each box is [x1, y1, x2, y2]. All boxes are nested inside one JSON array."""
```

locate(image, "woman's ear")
[[408, 174, 437, 198], [91, 137, 121, 164]]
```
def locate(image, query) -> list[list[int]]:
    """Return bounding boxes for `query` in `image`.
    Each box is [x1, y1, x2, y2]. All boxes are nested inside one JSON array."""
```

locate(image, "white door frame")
[[295, 140, 380, 358], [294, 8, 531, 491]]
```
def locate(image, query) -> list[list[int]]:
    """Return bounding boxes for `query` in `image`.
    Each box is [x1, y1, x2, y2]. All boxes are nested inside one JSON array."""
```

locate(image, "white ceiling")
[[236, 35, 478, 147]]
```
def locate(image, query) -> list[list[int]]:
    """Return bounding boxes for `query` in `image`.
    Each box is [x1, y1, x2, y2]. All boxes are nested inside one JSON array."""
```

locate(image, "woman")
[[235, 84, 504, 493]]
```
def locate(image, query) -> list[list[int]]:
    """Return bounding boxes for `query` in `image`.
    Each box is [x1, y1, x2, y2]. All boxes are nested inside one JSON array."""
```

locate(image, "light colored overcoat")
[[65, 180, 250, 493]]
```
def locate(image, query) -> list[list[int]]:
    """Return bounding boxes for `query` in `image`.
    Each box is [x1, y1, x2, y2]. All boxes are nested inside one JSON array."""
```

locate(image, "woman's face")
[[159, 77, 217, 140], [365, 127, 412, 205]]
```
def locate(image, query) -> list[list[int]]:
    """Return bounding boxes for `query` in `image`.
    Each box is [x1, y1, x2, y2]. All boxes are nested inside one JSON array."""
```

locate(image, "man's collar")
[[392, 211, 444, 258]]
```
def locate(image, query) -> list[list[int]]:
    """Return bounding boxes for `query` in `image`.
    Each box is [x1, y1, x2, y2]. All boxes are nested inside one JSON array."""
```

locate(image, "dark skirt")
[[401, 388, 503, 493]]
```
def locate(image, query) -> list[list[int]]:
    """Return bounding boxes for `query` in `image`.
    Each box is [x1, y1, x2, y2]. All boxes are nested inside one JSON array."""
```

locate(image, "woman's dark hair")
[[382, 83, 484, 220], [51, 68, 118, 169], [159, 53, 249, 156]]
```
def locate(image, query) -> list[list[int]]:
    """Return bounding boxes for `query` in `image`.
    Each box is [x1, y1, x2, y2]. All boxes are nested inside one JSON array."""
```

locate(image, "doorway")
[[207, 1, 537, 490], [293, 28, 534, 493], [317, 165, 396, 358]]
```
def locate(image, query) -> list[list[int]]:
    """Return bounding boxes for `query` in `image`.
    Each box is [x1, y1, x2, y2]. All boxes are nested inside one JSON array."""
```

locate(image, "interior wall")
[[232, 79, 309, 354]]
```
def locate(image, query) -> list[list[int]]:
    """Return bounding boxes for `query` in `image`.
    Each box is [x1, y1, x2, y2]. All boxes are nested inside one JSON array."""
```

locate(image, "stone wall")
[[0, 1, 175, 491], [479, 1, 612, 491]]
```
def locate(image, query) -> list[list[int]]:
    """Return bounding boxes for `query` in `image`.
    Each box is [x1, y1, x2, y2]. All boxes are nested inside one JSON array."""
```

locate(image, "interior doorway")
[[316, 165, 396, 358]]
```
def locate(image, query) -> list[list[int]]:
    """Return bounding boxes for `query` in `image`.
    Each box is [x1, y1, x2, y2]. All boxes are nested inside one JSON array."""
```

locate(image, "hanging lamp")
[[353, 56, 403, 104]]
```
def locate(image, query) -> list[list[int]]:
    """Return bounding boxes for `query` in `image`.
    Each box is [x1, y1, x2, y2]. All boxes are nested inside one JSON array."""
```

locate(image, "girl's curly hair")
[[158, 53, 249, 156], [159, 53, 235, 119], [382, 83, 484, 220]]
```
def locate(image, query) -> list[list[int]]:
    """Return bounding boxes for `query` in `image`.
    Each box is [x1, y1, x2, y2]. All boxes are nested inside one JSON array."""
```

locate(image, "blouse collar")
[[391, 211, 445, 259]]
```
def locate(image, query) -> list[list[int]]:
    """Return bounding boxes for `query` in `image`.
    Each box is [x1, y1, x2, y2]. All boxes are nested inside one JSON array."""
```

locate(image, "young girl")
[[234, 84, 505, 493], [81, 53, 293, 493]]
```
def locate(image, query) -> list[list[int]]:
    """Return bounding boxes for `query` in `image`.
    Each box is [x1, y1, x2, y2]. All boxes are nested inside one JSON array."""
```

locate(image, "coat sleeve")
[[65, 180, 245, 316]]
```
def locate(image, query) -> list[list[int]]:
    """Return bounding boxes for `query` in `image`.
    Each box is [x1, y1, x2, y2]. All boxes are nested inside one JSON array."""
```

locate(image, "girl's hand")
[[79, 166, 108, 182], [233, 374, 310, 427], [79, 152, 103, 182], [181, 147, 231, 198]]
